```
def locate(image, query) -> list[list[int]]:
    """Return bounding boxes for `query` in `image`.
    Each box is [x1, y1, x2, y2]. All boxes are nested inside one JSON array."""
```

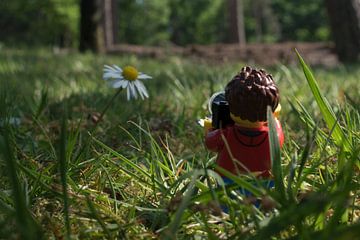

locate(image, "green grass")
[[0, 48, 359, 239]]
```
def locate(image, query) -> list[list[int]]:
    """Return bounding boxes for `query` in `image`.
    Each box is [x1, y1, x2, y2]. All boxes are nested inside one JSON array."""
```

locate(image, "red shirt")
[[205, 119, 284, 178]]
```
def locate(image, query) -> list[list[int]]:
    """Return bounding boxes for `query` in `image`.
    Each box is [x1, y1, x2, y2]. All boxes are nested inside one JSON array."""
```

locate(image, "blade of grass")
[[100, 164, 118, 214], [66, 119, 82, 169], [251, 190, 332, 240], [295, 50, 352, 162], [214, 166, 263, 197], [129, 121, 177, 181], [267, 107, 286, 203], [85, 195, 112, 239], [0, 197, 14, 214], [162, 170, 200, 239], [0, 125, 41, 239], [33, 87, 48, 120], [58, 115, 71, 239], [296, 124, 317, 185], [286, 152, 297, 202], [92, 137, 153, 180], [32, 116, 57, 160], [17, 163, 56, 193], [103, 155, 157, 192]]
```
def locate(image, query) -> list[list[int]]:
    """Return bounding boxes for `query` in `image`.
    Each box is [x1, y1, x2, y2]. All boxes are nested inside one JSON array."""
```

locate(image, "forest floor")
[[108, 42, 338, 67]]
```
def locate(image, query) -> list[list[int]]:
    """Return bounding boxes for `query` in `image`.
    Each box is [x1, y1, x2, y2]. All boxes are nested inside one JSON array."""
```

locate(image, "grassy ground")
[[0, 48, 359, 239]]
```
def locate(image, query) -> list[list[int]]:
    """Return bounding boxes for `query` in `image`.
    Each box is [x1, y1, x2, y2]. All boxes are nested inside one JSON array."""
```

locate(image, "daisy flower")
[[103, 64, 152, 100]]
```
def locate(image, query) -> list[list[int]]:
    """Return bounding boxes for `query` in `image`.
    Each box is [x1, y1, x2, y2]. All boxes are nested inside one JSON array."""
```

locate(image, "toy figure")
[[204, 66, 284, 196]]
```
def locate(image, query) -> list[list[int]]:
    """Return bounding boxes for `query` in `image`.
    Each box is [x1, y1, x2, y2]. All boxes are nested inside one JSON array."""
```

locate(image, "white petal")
[[112, 65, 123, 73], [127, 86, 131, 100], [122, 80, 129, 88], [103, 65, 123, 78], [109, 80, 126, 88], [103, 65, 115, 71], [138, 73, 152, 79], [134, 81, 144, 99], [103, 72, 123, 80], [104, 64, 121, 72], [129, 82, 138, 99], [104, 66, 118, 75], [106, 79, 118, 87], [134, 80, 149, 99]]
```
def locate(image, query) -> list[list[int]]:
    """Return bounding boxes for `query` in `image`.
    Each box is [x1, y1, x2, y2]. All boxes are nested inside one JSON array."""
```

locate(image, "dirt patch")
[[108, 42, 338, 67]]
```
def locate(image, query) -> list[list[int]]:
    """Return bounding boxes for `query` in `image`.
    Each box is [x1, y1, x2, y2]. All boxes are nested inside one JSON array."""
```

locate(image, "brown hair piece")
[[225, 66, 279, 122]]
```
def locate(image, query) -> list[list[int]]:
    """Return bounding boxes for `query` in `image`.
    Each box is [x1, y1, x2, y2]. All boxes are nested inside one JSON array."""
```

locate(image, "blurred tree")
[[169, 0, 202, 45], [169, 0, 227, 46], [0, 0, 78, 47], [0, 0, 333, 47], [103, 0, 118, 48], [325, 0, 360, 62], [227, 0, 246, 45], [271, 0, 330, 42], [169, 0, 195, 45], [53, 0, 79, 48], [250, 0, 280, 43], [118, 0, 170, 45], [194, 0, 227, 44], [252, 0, 263, 42], [79, 0, 105, 52]]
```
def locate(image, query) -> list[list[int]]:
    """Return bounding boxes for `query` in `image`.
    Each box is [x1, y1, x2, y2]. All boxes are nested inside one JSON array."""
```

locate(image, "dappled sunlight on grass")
[[0, 48, 359, 239]]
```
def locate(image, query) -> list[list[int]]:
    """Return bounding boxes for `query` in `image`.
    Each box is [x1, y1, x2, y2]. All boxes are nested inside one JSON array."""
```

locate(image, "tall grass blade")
[[296, 125, 316, 184], [295, 50, 352, 163], [100, 164, 118, 213], [297, 221, 360, 240], [267, 107, 286, 203], [0, 126, 41, 239], [92, 137, 152, 179], [0, 198, 14, 214], [33, 88, 48, 119], [214, 166, 262, 196], [251, 190, 331, 239], [58, 115, 71, 239]]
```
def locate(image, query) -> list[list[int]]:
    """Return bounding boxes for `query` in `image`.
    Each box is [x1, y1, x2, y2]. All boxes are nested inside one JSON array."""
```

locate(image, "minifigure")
[[204, 66, 284, 201]]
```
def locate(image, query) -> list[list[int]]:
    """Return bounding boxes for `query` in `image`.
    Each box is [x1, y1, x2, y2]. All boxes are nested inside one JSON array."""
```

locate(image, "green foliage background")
[[0, 0, 330, 47], [0, 0, 79, 47], [271, 0, 330, 41]]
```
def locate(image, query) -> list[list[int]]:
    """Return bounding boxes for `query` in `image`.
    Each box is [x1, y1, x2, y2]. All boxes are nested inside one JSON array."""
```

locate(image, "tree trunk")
[[103, 0, 118, 49], [227, 0, 246, 45], [79, 0, 105, 53], [325, 0, 360, 62]]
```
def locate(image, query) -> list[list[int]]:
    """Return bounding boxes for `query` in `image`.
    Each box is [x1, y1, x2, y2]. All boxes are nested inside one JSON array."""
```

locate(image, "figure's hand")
[[198, 118, 213, 134], [274, 104, 281, 118], [204, 118, 213, 133]]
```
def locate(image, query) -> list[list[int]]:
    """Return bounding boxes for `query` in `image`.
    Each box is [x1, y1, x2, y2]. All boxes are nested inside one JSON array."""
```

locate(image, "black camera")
[[210, 92, 234, 129]]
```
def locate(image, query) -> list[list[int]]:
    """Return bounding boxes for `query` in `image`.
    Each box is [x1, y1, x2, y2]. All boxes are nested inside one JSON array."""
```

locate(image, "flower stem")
[[92, 88, 123, 133], [73, 88, 123, 163]]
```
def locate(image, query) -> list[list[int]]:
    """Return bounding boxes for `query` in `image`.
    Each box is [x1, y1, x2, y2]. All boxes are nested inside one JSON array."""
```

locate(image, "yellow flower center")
[[122, 66, 139, 81]]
